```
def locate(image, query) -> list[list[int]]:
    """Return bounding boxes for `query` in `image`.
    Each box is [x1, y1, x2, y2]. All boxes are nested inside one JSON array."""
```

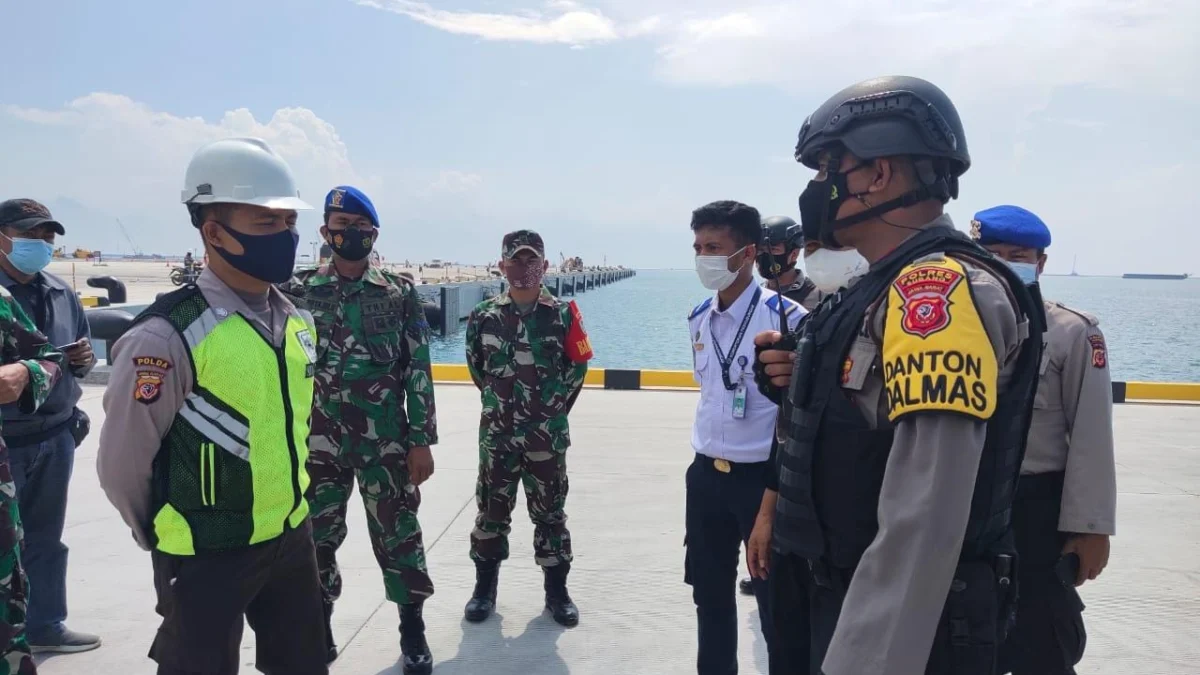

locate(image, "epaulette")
[[1051, 301, 1100, 327], [908, 251, 948, 266], [688, 297, 713, 321], [765, 294, 800, 314], [379, 268, 415, 288]]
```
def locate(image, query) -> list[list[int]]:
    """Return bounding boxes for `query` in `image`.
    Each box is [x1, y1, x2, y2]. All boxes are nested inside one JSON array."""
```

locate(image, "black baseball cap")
[[0, 199, 65, 235]]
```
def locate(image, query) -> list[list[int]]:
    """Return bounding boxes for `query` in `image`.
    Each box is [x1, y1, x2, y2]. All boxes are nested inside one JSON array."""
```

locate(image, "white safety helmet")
[[180, 137, 313, 217]]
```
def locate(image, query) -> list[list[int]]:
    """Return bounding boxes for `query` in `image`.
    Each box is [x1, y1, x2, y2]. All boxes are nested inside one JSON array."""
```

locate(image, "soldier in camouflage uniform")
[[279, 186, 437, 675], [463, 229, 592, 628], [0, 285, 63, 675]]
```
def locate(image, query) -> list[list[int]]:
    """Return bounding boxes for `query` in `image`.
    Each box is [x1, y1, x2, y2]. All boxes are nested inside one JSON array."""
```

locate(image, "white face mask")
[[804, 248, 869, 293], [1006, 261, 1039, 285], [695, 246, 748, 291]]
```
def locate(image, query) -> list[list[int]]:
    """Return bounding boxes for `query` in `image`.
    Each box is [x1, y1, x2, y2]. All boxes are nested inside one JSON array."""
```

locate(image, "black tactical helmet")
[[794, 76, 969, 200], [761, 215, 802, 250]]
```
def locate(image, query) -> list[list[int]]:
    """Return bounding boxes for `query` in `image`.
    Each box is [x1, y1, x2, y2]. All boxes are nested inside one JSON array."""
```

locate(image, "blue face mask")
[[1007, 261, 1039, 285], [3, 235, 55, 275]]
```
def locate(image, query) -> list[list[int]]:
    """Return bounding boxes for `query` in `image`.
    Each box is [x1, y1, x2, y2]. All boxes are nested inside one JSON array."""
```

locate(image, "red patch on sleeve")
[[134, 371, 164, 404], [565, 300, 593, 363], [1088, 335, 1107, 369], [892, 266, 965, 338]]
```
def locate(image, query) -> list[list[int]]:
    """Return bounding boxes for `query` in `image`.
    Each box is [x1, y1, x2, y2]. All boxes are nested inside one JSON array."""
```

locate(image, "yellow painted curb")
[[1123, 382, 1200, 403]]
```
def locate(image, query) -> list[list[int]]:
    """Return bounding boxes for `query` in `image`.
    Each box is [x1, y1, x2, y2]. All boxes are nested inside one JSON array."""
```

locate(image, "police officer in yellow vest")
[[97, 137, 328, 675]]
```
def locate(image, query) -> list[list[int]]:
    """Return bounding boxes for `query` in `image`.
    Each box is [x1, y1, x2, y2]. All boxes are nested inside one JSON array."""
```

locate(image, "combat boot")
[[543, 563, 579, 627], [399, 603, 433, 675], [324, 601, 338, 664], [464, 561, 500, 622]]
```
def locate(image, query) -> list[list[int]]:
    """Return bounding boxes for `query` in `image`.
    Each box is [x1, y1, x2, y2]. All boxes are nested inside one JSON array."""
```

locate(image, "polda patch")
[[1088, 334, 1107, 369], [133, 356, 172, 372], [134, 371, 164, 404], [891, 265, 965, 339]]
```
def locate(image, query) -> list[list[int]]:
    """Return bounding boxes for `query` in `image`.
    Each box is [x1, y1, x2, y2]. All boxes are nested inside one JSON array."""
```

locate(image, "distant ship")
[[1122, 273, 1190, 280]]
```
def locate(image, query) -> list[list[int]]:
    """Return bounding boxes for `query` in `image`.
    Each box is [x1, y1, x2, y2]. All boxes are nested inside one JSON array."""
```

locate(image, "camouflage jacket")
[[280, 263, 437, 466], [465, 287, 588, 449], [0, 288, 62, 431]]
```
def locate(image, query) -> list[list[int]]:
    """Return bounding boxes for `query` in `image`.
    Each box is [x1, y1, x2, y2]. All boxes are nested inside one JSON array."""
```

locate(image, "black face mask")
[[798, 165, 864, 248], [212, 223, 299, 284], [755, 251, 796, 279], [327, 227, 376, 262]]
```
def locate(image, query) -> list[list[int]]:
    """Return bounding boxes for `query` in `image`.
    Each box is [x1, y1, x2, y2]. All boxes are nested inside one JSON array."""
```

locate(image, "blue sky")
[[1, 0, 1197, 273]]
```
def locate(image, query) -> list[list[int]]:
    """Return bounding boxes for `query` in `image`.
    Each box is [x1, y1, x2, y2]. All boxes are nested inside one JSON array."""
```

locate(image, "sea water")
[[428, 269, 1200, 383]]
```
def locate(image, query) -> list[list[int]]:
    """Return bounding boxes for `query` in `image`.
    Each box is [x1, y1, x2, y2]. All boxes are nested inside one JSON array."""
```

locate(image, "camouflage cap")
[[502, 229, 545, 259], [0, 199, 65, 235]]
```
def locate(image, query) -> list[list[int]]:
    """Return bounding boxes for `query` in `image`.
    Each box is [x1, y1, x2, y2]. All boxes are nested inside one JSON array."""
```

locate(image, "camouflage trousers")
[[306, 456, 434, 607], [470, 435, 572, 567], [0, 470, 35, 675]]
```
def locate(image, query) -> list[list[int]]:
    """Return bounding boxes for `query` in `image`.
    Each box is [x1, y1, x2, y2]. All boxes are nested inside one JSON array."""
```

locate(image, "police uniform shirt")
[[765, 273, 825, 312], [689, 281, 804, 464], [1026, 300, 1117, 536], [96, 268, 315, 550], [820, 217, 1030, 675]]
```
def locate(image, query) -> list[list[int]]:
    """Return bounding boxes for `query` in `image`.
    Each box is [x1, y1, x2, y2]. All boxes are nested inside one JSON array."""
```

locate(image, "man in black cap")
[[753, 76, 1046, 674], [0, 199, 100, 654]]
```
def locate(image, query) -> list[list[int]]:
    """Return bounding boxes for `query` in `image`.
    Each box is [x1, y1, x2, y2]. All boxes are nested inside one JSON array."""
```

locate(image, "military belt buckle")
[[713, 458, 732, 473]]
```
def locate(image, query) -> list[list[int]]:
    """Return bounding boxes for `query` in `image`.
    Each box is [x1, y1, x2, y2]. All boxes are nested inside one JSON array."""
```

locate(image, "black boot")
[[464, 561, 499, 623], [543, 563, 579, 627], [739, 577, 754, 596], [323, 601, 338, 664], [399, 603, 433, 675]]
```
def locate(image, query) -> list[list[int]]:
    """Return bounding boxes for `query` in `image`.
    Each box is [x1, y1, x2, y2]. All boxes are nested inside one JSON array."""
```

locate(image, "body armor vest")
[[772, 225, 1046, 568]]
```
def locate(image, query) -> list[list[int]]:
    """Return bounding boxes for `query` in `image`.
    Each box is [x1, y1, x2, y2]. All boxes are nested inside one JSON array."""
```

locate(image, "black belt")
[[1017, 471, 1065, 500], [694, 453, 768, 475]]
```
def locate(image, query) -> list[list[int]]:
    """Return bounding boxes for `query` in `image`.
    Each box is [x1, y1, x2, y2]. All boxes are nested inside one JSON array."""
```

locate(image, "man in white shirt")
[[686, 201, 804, 675]]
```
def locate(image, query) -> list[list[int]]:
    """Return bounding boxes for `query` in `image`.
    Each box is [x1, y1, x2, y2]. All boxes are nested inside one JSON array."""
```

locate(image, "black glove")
[[753, 334, 797, 406]]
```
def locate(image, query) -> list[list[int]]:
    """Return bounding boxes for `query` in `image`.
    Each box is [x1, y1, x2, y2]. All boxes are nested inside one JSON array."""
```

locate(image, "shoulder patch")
[[883, 258, 998, 422], [689, 297, 713, 321], [764, 294, 799, 312], [1088, 333, 1107, 369], [132, 356, 172, 405]]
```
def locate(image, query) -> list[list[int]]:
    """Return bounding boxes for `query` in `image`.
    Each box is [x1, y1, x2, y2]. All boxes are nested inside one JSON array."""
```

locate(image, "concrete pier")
[[30, 384, 1200, 674]]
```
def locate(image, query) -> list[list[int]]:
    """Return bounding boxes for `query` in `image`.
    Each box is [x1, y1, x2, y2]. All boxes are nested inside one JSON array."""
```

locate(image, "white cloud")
[[354, 0, 622, 46], [0, 92, 368, 217], [362, 0, 1198, 105], [428, 169, 484, 193]]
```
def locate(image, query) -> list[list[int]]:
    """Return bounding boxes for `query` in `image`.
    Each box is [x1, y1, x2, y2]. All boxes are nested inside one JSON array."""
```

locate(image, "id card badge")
[[733, 379, 747, 419]]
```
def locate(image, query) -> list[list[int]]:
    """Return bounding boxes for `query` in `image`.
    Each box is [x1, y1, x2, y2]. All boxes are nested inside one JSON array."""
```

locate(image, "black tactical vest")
[[772, 225, 1045, 568]]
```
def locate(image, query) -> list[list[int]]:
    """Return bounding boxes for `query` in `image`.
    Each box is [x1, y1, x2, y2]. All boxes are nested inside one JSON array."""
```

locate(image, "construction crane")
[[115, 217, 142, 256]]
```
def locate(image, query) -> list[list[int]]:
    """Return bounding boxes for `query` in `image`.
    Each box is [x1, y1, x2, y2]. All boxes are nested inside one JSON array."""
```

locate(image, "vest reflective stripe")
[[178, 393, 251, 460], [147, 288, 314, 556]]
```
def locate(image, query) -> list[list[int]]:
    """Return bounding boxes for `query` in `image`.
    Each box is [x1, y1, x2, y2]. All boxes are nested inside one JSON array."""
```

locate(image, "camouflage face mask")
[[505, 258, 545, 289]]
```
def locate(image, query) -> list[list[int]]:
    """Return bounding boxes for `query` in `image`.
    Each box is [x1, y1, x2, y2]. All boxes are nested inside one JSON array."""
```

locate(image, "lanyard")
[[709, 288, 760, 391]]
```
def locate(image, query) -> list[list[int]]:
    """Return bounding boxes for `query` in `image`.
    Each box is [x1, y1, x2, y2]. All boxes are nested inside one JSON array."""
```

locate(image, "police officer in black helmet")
[[756, 216, 824, 310], [751, 76, 1046, 674]]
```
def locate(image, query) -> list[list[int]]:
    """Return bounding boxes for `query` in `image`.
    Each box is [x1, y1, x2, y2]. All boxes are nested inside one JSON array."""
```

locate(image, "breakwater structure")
[[80, 268, 635, 362]]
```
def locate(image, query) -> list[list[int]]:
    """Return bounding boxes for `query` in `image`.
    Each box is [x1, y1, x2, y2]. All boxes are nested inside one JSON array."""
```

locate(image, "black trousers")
[[684, 454, 775, 675], [998, 472, 1087, 675], [149, 518, 329, 675], [766, 552, 849, 675], [769, 552, 1006, 674]]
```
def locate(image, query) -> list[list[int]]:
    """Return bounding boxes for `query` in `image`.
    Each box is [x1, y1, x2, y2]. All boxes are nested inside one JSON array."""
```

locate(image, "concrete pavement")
[[32, 384, 1200, 674]]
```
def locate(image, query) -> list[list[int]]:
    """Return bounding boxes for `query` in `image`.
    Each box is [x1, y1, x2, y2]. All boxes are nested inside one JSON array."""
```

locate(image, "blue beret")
[[970, 205, 1050, 250], [324, 186, 379, 228]]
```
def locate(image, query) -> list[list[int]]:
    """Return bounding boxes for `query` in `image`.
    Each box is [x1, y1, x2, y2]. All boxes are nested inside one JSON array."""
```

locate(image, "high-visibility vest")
[[136, 286, 316, 555]]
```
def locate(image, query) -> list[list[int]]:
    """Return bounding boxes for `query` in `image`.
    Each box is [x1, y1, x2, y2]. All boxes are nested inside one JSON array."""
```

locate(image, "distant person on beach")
[[280, 185, 438, 674], [973, 205, 1115, 675], [183, 251, 194, 270], [463, 229, 591, 627], [754, 76, 1045, 675], [97, 137, 329, 674], [0, 199, 100, 654], [686, 201, 802, 674]]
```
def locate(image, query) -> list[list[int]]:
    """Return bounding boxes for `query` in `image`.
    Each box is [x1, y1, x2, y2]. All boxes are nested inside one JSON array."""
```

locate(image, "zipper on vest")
[[199, 442, 216, 507], [199, 443, 208, 507], [275, 348, 303, 523]]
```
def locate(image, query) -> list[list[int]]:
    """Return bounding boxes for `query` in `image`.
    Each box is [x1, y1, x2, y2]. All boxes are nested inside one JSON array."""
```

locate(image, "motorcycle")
[[170, 264, 203, 286]]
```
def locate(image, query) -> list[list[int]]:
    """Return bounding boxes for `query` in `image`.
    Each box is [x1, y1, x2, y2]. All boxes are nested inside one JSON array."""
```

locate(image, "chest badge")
[[296, 328, 318, 363]]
